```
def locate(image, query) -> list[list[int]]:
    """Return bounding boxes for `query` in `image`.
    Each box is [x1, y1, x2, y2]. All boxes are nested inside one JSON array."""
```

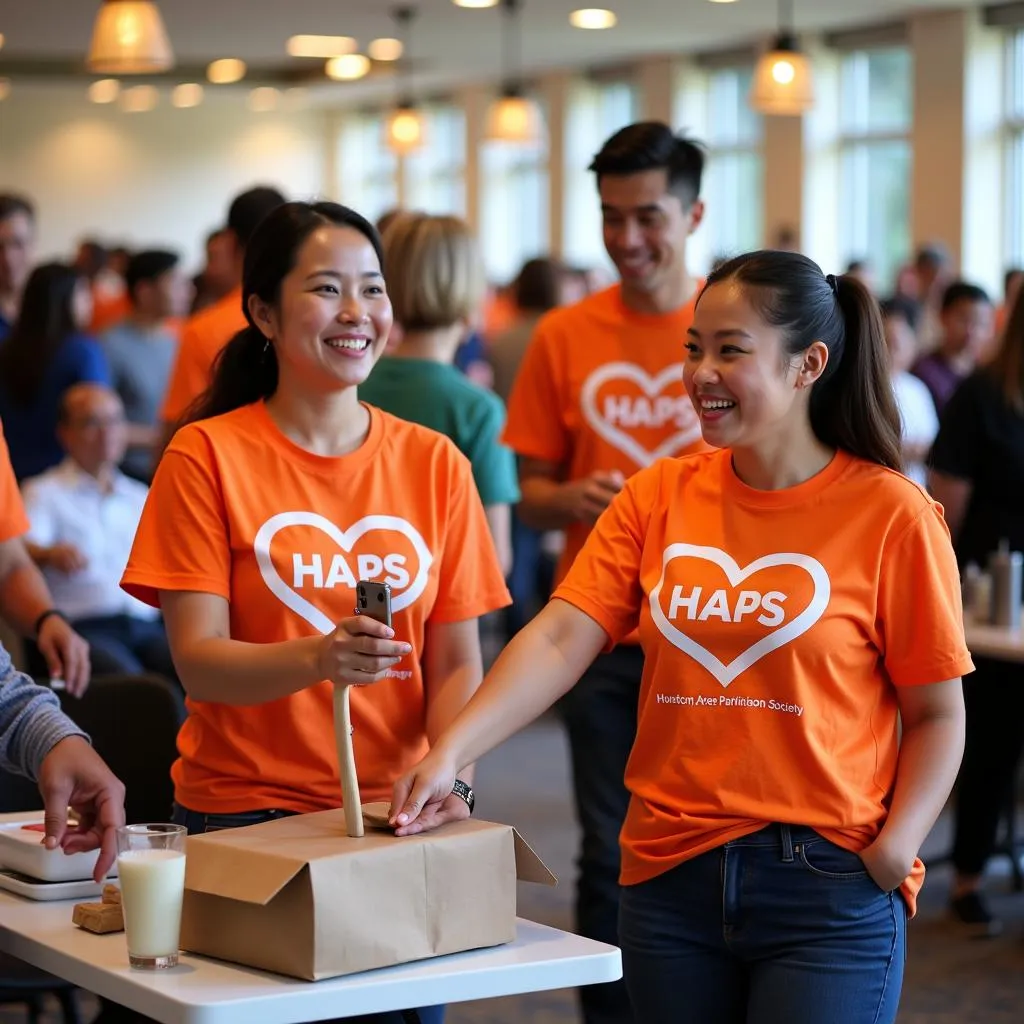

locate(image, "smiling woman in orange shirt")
[[122, 202, 509, 1024], [392, 251, 971, 1024]]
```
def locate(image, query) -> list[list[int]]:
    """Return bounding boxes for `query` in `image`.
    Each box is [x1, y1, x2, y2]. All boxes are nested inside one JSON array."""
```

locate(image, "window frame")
[[1004, 27, 1024, 268], [836, 45, 913, 291]]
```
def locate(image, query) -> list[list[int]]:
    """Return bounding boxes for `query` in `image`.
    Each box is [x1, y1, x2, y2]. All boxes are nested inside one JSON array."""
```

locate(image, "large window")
[[563, 78, 638, 269], [336, 113, 399, 225], [701, 66, 763, 265], [838, 47, 913, 290], [1005, 29, 1024, 268], [403, 104, 467, 217], [479, 101, 550, 284]]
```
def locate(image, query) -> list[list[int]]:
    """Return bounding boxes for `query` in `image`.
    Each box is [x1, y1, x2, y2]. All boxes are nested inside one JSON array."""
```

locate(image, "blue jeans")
[[619, 824, 907, 1024], [173, 805, 445, 1024], [557, 645, 643, 1024]]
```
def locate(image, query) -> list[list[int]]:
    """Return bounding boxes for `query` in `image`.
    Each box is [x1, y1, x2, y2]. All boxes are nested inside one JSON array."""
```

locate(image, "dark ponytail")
[[705, 250, 904, 472], [181, 200, 384, 427], [821, 274, 903, 471]]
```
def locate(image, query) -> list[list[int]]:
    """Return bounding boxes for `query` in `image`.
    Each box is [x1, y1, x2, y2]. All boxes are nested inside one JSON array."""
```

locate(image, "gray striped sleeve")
[[0, 643, 88, 780]]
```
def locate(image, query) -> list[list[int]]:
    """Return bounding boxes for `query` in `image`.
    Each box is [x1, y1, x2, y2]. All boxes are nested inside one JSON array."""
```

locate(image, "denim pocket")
[[797, 838, 870, 880]]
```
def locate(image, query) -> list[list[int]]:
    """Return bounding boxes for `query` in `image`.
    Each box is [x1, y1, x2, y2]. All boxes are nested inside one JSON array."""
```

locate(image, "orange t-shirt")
[[503, 284, 707, 587], [121, 401, 511, 814], [0, 420, 29, 542], [160, 287, 245, 424], [553, 447, 973, 916]]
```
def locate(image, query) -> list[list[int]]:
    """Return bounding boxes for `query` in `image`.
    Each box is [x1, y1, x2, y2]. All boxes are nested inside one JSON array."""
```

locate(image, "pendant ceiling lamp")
[[485, 0, 544, 145], [749, 0, 813, 116], [385, 6, 426, 156], [87, 0, 175, 74]]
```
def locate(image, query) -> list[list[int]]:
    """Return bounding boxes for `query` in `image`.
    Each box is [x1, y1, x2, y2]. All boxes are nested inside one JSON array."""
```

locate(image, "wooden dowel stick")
[[333, 684, 364, 837]]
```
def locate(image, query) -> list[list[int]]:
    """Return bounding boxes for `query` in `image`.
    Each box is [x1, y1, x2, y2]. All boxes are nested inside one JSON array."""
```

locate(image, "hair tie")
[[825, 273, 839, 297]]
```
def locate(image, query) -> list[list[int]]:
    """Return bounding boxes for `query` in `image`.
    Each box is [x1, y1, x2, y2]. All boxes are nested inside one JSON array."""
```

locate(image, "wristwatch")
[[451, 778, 475, 814]]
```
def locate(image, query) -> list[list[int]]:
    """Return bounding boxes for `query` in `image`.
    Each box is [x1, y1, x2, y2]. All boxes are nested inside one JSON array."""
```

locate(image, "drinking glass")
[[115, 824, 187, 969]]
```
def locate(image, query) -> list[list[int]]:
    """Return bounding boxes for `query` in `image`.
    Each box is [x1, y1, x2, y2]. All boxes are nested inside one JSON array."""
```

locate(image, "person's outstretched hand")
[[36, 615, 91, 697], [389, 749, 460, 836], [37, 736, 126, 882]]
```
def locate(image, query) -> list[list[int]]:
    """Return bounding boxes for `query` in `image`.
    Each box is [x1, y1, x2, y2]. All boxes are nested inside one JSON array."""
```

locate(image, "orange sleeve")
[[878, 505, 975, 686], [501, 320, 570, 465], [429, 447, 512, 623], [120, 434, 231, 607], [551, 470, 649, 645], [0, 421, 29, 543], [160, 322, 205, 424]]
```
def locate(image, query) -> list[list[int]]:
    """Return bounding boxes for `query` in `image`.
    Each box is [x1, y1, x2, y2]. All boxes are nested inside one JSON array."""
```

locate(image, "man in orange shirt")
[[159, 186, 286, 435], [503, 121, 707, 1024]]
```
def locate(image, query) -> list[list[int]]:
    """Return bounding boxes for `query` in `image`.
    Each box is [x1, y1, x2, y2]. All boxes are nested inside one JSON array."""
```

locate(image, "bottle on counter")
[[988, 539, 1023, 629]]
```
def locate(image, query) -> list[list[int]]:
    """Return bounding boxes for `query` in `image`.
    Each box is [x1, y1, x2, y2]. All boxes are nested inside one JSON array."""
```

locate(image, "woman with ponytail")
[[389, 250, 970, 1023], [119, 202, 511, 1024]]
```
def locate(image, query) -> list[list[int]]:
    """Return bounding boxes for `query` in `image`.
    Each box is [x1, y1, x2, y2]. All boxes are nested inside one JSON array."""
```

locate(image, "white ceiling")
[[0, 0, 981, 101]]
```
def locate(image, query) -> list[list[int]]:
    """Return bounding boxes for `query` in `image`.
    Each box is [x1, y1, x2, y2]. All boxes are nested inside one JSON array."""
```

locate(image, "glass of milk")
[[115, 824, 187, 969]]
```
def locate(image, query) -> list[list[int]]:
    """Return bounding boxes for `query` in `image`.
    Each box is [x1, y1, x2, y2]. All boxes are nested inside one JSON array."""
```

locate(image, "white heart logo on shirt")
[[254, 512, 433, 635], [580, 362, 702, 468], [649, 544, 830, 687]]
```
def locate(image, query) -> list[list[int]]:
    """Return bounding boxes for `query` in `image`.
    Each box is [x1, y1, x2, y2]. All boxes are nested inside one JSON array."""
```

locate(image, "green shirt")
[[360, 358, 520, 506]]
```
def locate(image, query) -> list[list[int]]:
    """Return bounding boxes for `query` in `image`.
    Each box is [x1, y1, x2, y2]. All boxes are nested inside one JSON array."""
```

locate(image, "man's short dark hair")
[[879, 295, 920, 331], [940, 280, 991, 312], [125, 250, 180, 301], [0, 194, 35, 224], [915, 242, 950, 272], [227, 186, 287, 249], [588, 122, 704, 206]]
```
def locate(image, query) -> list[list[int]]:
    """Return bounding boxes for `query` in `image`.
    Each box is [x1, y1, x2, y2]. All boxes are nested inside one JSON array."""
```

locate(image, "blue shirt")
[[0, 334, 112, 480]]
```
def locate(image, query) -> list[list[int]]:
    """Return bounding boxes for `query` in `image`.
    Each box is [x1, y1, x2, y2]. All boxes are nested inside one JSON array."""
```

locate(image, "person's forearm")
[[24, 542, 53, 569], [426, 661, 481, 785], [0, 649, 86, 778], [878, 711, 965, 856], [518, 478, 577, 531], [435, 605, 593, 773], [0, 561, 55, 636], [175, 635, 324, 705]]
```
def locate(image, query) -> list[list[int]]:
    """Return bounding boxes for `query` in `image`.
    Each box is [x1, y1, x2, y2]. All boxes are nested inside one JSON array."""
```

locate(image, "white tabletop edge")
[[0, 888, 621, 1024]]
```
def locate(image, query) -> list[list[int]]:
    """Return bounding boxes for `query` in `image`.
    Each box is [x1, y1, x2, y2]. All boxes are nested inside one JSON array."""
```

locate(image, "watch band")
[[451, 778, 475, 814], [33, 608, 68, 637]]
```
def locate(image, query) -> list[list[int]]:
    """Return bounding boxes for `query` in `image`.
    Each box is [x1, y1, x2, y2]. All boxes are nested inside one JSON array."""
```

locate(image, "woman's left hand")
[[859, 837, 915, 892], [392, 792, 470, 837]]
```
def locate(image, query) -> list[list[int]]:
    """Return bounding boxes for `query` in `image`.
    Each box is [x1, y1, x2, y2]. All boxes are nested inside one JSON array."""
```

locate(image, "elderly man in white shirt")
[[21, 383, 177, 685]]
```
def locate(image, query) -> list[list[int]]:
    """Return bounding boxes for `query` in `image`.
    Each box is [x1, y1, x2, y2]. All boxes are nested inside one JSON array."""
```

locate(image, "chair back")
[[58, 674, 185, 826]]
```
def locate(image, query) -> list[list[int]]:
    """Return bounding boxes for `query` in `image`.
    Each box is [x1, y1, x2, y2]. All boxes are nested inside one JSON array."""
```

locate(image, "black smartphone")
[[355, 581, 393, 629]]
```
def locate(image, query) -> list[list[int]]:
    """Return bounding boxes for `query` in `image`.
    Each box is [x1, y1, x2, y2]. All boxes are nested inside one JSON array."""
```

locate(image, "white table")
[[965, 621, 1024, 662], [0, 889, 620, 1023], [0, 811, 620, 1022]]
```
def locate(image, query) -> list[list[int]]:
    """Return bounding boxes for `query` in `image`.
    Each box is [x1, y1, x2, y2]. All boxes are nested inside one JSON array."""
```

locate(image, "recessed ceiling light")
[[707, 1, 740, 4], [88, 79, 120, 104], [368, 37, 404, 62], [325, 53, 371, 81], [207, 58, 247, 84], [453, 1, 499, 8], [569, 8, 618, 29], [171, 83, 203, 108], [286, 35, 357, 58], [120, 85, 159, 113], [248, 87, 279, 112]]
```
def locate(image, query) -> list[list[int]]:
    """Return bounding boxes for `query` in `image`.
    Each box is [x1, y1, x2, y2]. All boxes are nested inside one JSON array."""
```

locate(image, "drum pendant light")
[[485, 0, 544, 144], [87, 0, 175, 74], [749, 0, 814, 116]]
